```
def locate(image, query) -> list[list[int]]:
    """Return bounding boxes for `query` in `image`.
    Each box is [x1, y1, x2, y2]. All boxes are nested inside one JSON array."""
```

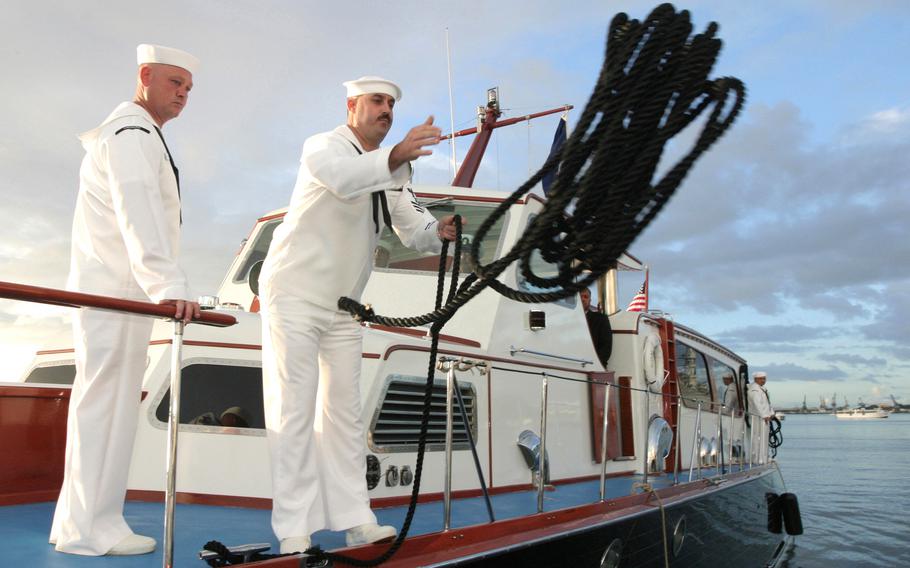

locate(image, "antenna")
[[445, 28, 457, 178]]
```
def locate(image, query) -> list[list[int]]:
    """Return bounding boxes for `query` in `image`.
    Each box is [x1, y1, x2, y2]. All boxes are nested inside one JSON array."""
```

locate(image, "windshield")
[[233, 219, 281, 284], [374, 202, 506, 274]]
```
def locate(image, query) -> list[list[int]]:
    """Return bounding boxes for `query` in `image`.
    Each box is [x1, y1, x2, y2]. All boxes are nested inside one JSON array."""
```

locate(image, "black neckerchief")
[[153, 126, 181, 224], [348, 140, 392, 234]]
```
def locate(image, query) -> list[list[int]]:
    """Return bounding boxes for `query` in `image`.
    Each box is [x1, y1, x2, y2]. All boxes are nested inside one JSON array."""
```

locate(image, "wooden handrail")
[[0, 281, 236, 327]]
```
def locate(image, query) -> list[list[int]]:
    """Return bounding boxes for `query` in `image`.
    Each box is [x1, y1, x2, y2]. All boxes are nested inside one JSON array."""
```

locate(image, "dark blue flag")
[[541, 116, 567, 196]]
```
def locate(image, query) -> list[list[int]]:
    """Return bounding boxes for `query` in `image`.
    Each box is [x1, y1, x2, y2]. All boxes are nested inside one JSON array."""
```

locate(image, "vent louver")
[[369, 375, 477, 452]]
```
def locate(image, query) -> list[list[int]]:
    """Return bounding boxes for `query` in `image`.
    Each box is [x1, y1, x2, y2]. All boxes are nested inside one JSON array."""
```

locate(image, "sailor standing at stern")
[[747, 371, 774, 464], [260, 76, 458, 553], [50, 44, 201, 556]]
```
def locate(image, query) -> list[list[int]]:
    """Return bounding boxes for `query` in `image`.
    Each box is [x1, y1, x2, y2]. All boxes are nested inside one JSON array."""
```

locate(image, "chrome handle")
[[509, 345, 592, 367]]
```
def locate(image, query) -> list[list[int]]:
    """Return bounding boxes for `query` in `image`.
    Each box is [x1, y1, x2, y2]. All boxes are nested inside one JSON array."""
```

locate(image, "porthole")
[[600, 538, 622, 568]]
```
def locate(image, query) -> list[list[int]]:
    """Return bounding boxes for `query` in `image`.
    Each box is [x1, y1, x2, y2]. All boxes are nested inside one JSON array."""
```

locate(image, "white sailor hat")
[[137, 44, 200, 75], [343, 76, 402, 101], [753, 371, 767, 380]]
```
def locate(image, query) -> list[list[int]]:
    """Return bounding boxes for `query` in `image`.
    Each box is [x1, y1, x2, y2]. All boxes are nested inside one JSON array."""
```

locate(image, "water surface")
[[776, 413, 910, 567]]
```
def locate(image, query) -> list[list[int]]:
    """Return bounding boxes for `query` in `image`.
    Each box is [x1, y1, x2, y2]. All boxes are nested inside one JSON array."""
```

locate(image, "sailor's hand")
[[437, 215, 463, 242], [160, 299, 201, 323], [389, 116, 441, 171]]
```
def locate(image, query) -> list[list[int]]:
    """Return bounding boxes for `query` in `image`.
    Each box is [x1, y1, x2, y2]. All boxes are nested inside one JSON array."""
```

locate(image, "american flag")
[[627, 283, 647, 312]]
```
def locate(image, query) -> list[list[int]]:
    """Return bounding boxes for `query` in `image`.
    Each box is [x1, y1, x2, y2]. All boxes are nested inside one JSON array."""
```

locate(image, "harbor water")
[[776, 413, 910, 567]]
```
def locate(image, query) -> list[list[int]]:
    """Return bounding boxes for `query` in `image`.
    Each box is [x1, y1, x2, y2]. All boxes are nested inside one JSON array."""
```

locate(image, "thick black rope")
[[202, 4, 745, 567], [202, 227, 464, 568], [339, 3, 745, 329], [768, 416, 783, 458], [326, 5, 745, 568]]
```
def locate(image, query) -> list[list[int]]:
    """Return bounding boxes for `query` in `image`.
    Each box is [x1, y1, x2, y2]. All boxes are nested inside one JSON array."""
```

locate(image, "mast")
[[441, 87, 572, 188]]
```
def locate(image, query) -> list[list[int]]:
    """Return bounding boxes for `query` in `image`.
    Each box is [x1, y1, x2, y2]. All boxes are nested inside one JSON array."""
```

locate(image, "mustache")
[[378, 113, 391, 122]]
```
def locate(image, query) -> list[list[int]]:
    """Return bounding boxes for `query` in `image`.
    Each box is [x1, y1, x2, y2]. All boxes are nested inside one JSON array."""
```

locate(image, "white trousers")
[[260, 291, 376, 540], [50, 308, 153, 555]]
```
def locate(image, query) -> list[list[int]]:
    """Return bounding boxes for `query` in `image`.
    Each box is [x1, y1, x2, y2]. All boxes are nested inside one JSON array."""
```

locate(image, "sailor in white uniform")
[[50, 44, 201, 556], [747, 371, 774, 464], [260, 76, 458, 554], [722, 373, 739, 412]]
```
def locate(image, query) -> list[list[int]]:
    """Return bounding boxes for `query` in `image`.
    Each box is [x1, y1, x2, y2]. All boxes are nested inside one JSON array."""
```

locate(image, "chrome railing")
[[433, 358, 775, 528], [0, 281, 236, 568]]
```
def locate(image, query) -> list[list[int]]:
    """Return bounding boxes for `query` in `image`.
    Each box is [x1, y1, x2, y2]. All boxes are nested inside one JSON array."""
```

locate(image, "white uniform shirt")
[[263, 125, 442, 309], [67, 102, 189, 302], [723, 383, 739, 411], [747, 382, 774, 419]]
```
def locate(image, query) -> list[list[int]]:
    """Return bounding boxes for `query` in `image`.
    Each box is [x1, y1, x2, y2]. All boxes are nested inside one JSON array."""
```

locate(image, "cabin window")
[[676, 343, 712, 409], [23, 363, 76, 385], [232, 219, 282, 284], [515, 214, 577, 309], [710, 359, 741, 413], [373, 201, 506, 274], [155, 363, 265, 430]]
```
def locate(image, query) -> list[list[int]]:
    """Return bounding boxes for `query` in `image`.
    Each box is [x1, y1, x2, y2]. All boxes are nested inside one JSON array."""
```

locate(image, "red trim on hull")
[[258, 467, 775, 567], [35, 348, 75, 355], [367, 323, 481, 348], [126, 490, 273, 509], [149, 339, 262, 350]]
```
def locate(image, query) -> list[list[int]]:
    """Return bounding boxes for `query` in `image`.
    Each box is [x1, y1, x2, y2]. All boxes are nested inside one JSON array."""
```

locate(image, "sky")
[[1, 0, 908, 408]]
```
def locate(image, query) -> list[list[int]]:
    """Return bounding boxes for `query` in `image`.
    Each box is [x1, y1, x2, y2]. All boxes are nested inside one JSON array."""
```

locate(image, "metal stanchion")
[[163, 320, 185, 568], [696, 403, 704, 480], [443, 360, 455, 531], [740, 416, 747, 471], [599, 380, 611, 500], [673, 388, 681, 485], [715, 404, 723, 477], [760, 420, 767, 465], [748, 414, 753, 469], [537, 372, 549, 513], [729, 408, 735, 470], [642, 389, 650, 486]]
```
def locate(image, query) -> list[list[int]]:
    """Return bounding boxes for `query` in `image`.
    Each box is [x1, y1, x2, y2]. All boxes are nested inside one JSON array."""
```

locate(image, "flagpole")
[[644, 265, 650, 312]]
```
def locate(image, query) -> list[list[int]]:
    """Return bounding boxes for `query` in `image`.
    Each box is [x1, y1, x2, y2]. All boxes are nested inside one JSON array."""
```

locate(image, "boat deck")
[[0, 469, 747, 567]]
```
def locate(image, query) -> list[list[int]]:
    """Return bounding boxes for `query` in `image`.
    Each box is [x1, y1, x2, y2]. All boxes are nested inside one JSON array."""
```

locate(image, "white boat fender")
[[643, 334, 665, 393]]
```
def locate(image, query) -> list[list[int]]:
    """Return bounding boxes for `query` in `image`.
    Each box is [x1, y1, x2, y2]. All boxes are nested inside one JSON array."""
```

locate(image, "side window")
[[515, 214, 577, 309], [676, 343, 712, 409], [232, 220, 282, 284], [155, 363, 264, 430], [24, 363, 76, 385], [374, 202, 505, 274], [710, 358, 740, 413]]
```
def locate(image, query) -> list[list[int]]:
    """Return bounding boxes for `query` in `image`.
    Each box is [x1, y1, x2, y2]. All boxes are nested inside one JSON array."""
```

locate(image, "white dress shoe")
[[107, 533, 156, 555], [280, 535, 312, 554], [345, 523, 396, 547]]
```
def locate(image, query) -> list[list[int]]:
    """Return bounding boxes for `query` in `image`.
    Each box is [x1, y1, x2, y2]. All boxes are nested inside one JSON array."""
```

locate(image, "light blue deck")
[[2, 469, 728, 567]]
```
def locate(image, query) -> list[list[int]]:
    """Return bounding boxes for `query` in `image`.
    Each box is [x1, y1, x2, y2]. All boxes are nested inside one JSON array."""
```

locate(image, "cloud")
[[759, 362, 849, 382], [820, 353, 888, 368]]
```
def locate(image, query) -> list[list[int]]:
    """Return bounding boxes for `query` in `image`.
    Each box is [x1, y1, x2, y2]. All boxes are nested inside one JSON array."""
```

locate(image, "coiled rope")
[[768, 416, 783, 458], [203, 3, 745, 566]]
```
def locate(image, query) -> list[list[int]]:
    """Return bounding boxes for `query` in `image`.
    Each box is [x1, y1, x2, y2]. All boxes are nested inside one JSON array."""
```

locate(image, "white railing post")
[[537, 372, 549, 513], [443, 360, 455, 531], [163, 320, 184, 568], [599, 380, 611, 500]]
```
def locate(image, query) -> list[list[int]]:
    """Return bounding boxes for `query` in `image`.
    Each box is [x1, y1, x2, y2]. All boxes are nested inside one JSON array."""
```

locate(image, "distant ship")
[[834, 406, 890, 420]]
